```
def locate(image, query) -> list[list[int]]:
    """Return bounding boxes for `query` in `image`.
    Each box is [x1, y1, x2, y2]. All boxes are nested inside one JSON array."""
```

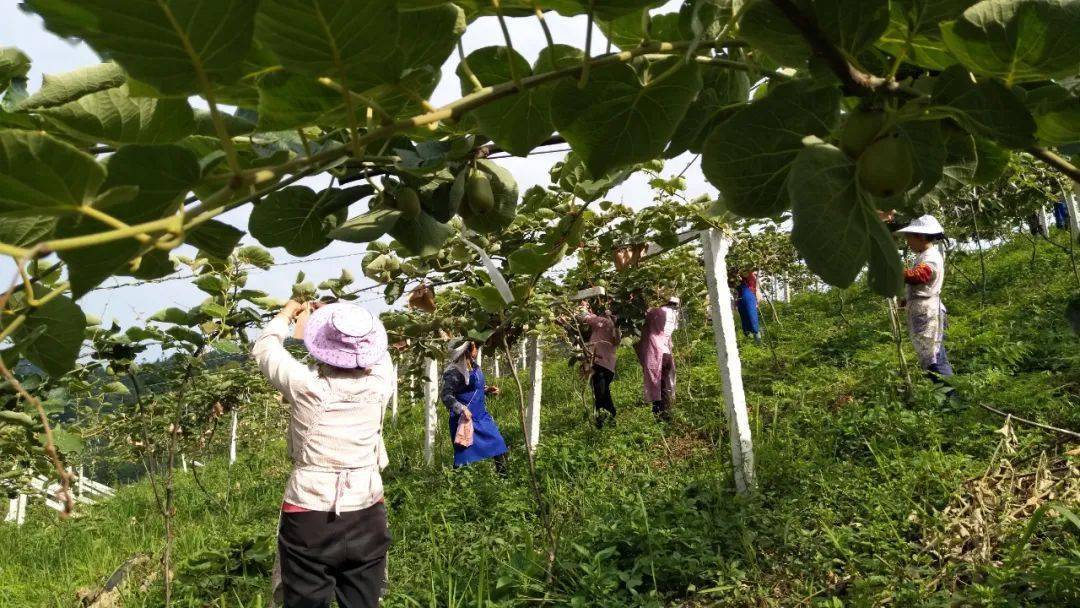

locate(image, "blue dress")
[[447, 367, 508, 467], [736, 283, 761, 336]]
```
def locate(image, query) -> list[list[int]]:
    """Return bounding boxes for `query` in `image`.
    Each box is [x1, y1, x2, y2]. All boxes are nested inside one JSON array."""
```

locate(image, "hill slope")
[[2, 234, 1078, 607]]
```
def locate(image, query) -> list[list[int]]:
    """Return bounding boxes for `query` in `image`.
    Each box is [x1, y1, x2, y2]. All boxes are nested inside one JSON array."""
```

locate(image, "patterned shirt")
[[253, 317, 395, 514]]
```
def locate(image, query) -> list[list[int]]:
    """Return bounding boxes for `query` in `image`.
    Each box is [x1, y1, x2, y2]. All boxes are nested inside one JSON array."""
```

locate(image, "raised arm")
[[252, 301, 317, 404]]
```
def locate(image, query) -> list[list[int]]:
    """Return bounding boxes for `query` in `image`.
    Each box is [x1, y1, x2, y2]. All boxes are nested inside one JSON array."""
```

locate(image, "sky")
[[0, 1, 716, 332]]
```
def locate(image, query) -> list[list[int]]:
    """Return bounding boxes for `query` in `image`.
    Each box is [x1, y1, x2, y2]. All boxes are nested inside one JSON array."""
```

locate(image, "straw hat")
[[303, 303, 387, 369]]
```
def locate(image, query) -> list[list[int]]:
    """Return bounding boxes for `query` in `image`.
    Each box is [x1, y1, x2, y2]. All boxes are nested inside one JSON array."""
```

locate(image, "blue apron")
[[736, 284, 760, 335], [449, 367, 508, 467]]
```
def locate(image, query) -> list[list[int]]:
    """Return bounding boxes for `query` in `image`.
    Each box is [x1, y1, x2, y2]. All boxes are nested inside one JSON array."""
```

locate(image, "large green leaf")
[[865, 214, 903, 297], [0, 47, 31, 93], [12, 287, 86, 377], [256, 0, 462, 93], [457, 45, 582, 157], [553, 153, 637, 203], [931, 66, 1035, 148], [17, 62, 126, 110], [388, 209, 453, 256], [57, 144, 200, 297], [256, 71, 349, 131], [462, 285, 506, 314], [941, 0, 1080, 84], [0, 216, 57, 248], [922, 124, 978, 208], [38, 84, 195, 145], [702, 79, 841, 217], [789, 141, 870, 287], [1023, 83, 1080, 145], [0, 130, 105, 217], [188, 220, 245, 259], [877, 0, 976, 70], [896, 120, 946, 207], [666, 65, 751, 158], [248, 186, 348, 256], [552, 59, 702, 176], [740, 0, 890, 66], [457, 159, 518, 234], [330, 208, 403, 243], [26, 0, 258, 95]]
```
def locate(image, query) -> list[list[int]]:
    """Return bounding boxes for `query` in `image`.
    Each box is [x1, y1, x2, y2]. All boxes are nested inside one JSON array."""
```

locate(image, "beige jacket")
[[253, 317, 395, 513]]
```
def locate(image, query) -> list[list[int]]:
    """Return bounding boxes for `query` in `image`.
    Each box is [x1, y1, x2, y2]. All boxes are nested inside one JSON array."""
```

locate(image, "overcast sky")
[[0, 1, 715, 332]]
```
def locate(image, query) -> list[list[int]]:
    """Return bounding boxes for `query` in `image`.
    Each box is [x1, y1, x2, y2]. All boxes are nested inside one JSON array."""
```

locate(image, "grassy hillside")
[[2, 233, 1078, 607]]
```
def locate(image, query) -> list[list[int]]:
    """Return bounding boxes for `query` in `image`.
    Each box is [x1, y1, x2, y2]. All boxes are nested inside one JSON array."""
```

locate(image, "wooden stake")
[[700, 229, 755, 493]]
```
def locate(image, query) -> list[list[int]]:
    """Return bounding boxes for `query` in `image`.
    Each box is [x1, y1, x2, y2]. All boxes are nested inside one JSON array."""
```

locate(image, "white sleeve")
[[252, 316, 318, 404]]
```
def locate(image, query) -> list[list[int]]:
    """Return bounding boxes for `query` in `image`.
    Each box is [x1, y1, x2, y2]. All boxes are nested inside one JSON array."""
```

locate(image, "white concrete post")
[[181, 454, 188, 473], [1069, 181, 1080, 243], [228, 410, 238, 466], [494, 357, 500, 378], [77, 465, 84, 499], [525, 335, 543, 454], [519, 340, 527, 372], [476, 348, 482, 368], [5, 493, 27, 525], [700, 229, 756, 493], [390, 362, 399, 426], [423, 358, 439, 466]]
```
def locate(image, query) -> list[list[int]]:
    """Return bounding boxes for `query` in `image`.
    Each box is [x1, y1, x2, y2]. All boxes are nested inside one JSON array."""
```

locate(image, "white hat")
[[894, 215, 945, 236], [667, 296, 681, 305]]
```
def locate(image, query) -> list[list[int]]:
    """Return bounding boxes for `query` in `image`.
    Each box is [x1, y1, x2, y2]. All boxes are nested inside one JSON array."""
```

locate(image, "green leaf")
[[923, 124, 978, 206], [188, 220, 245, 260], [249, 186, 349, 256], [931, 66, 1035, 148], [102, 381, 130, 395], [508, 244, 562, 275], [150, 306, 192, 325], [330, 208, 403, 243], [666, 65, 751, 158], [457, 45, 582, 157], [165, 325, 204, 346], [740, 0, 890, 65], [551, 58, 702, 176], [211, 339, 242, 354], [17, 62, 126, 110], [199, 301, 229, 318], [788, 141, 870, 287], [38, 84, 196, 145], [865, 214, 903, 297], [458, 159, 518, 234], [1023, 83, 1080, 145], [389, 210, 453, 256], [256, 0, 462, 93], [125, 249, 176, 280], [26, 0, 258, 95], [702, 79, 841, 217], [256, 70, 351, 131], [50, 427, 84, 454], [877, 0, 975, 71], [236, 245, 275, 269], [553, 153, 636, 203], [57, 144, 200, 297], [0, 47, 31, 93], [0, 215, 57, 248], [941, 0, 1080, 84], [896, 120, 946, 206], [971, 136, 1011, 184], [0, 130, 105, 217], [193, 274, 227, 296], [12, 287, 87, 377], [462, 285, 506, 314]]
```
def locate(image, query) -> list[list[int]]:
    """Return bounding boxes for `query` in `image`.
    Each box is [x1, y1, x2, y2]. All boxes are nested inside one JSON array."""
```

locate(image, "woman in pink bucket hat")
[[253, 299, 395, 608]]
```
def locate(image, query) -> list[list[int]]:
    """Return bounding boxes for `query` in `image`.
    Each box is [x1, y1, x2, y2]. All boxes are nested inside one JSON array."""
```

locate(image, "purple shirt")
[[579, 312, 619, 372]]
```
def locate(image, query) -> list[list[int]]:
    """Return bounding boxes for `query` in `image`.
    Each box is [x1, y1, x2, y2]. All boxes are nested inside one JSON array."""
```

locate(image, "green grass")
[[2, 233, 1078, 607]]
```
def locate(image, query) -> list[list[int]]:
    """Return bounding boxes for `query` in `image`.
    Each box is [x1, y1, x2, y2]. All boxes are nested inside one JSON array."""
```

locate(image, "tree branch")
[[1028, 147, 1080, 184]]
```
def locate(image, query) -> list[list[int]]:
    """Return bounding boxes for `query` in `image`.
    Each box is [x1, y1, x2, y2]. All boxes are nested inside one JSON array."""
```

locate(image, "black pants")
[[591, 365, 616, 426], [651, 353, 676, 420], [278, 503, 391, 608]]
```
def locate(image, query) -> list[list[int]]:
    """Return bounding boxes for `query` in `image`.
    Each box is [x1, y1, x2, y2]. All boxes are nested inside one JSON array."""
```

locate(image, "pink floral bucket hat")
[[303, 302, 388, 369]]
